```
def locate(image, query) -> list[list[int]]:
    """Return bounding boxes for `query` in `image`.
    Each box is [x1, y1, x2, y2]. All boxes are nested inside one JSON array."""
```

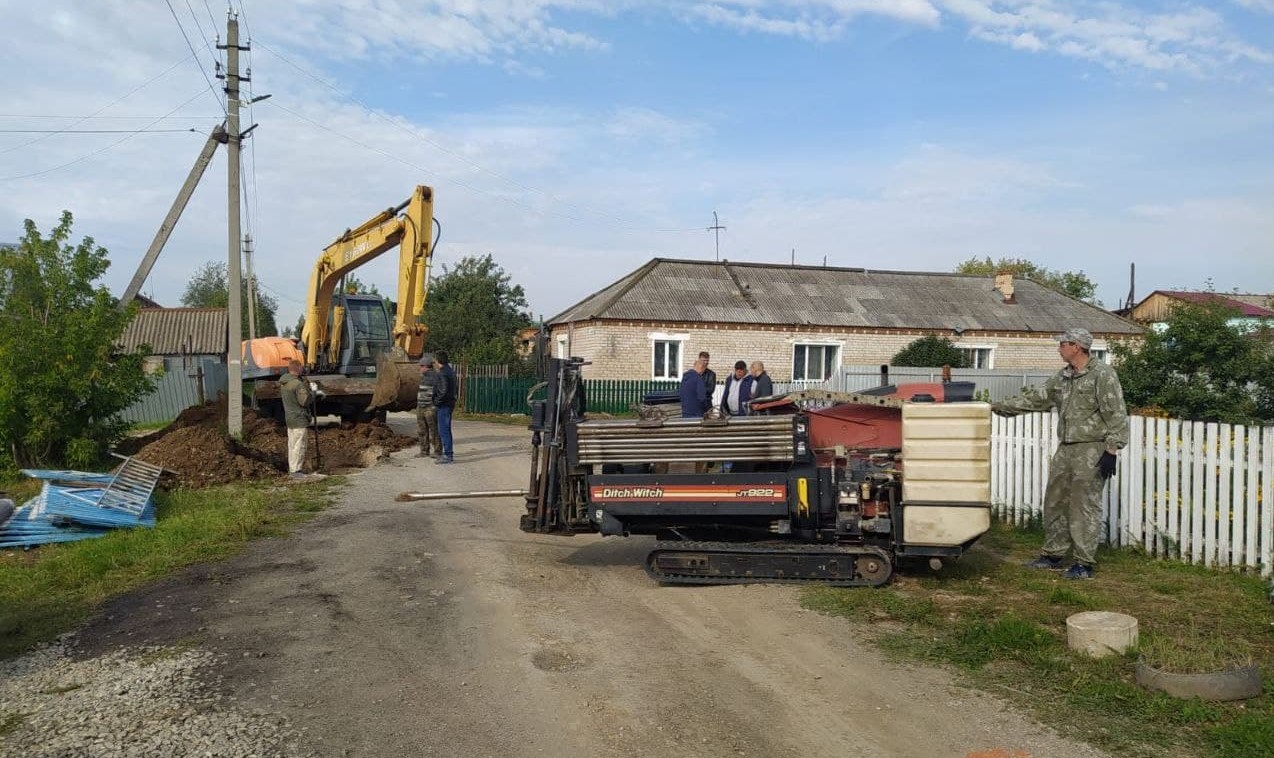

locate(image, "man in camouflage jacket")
[[992, 328, 1128, 580], [416, 353, 442, 458]]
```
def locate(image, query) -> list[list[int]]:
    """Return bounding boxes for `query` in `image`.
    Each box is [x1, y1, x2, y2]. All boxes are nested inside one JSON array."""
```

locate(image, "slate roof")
[[551, 258, 1142, 336], [118, 307, 227, 355], [1156, 291, 1274, 318]]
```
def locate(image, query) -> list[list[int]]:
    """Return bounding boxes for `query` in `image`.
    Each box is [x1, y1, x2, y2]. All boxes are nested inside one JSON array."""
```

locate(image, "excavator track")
[[645, 541, 893, 587]]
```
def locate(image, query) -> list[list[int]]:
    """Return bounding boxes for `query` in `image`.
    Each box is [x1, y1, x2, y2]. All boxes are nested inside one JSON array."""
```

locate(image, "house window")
[[1089, 348, 1108, 364], [792, 343, 840, 382], [957, 345, 995, 369], [555, 335, 568, 359], [652, 339, 682, 380]]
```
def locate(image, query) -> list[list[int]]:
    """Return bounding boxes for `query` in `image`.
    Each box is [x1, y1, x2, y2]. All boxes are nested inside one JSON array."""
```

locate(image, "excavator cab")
[[330, 294, 392, 374]]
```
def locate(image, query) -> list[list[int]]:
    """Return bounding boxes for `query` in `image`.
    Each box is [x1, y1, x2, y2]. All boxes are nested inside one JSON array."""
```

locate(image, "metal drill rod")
[[396, 489, 529, 502]]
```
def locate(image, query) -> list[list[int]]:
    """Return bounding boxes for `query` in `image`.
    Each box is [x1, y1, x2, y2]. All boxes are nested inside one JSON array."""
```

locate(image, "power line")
[[0, 114, 224, 120], [0, 91, 209, 182], [183, 0, 216, 57], [0, 55, 195, 156], [165, 0, 225, 113], [0, 128, 197, 134], [202, 0, 219, 34], [255, 40, 701, 234]]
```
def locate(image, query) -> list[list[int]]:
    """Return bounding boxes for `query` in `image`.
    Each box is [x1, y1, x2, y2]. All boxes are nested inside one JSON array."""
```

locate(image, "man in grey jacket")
[[993, 328, 1128, 580], [279, 359, 314, 478]]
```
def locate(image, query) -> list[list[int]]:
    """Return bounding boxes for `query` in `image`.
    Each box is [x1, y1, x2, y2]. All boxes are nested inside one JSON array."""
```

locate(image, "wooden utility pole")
[[219, 14, 247, 437]]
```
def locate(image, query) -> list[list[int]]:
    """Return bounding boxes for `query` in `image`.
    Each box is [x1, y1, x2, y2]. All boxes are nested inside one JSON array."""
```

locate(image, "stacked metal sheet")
[[0, 458, 161, 549], [576, 416, 795, 464]]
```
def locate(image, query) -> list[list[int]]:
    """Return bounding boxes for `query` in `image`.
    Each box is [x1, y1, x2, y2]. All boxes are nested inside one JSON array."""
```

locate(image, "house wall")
[[549, 321, 1127, 381]]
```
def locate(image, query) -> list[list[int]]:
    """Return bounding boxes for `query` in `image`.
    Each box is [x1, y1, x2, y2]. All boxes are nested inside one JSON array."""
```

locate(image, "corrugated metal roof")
[[551, 258, 1143, 336], [1158, 291, 1274, 318], [118, 308, 227, 355]]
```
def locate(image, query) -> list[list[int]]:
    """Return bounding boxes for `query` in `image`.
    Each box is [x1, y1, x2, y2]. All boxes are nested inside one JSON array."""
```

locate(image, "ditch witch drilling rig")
[[521, 354, 994, 586]]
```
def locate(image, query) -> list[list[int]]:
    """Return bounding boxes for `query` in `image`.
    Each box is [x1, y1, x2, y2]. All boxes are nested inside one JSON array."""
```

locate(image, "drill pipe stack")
[[575, 416, 795, 464]]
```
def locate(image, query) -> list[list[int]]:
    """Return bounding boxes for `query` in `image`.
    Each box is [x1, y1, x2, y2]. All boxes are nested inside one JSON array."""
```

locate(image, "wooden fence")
[[993, 412, 1274, 576]]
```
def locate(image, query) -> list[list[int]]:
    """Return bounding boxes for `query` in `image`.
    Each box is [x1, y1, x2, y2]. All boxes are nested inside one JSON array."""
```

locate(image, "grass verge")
[[0, 477, 340, 660], [802, 522, 1274, 758]]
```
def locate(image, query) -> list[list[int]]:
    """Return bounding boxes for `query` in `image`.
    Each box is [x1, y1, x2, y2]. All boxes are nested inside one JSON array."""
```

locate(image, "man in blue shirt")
[[679, 358, 710, 418]]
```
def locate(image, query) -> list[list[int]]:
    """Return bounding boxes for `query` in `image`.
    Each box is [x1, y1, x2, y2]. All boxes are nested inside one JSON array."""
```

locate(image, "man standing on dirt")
[[992, 328, 1128, 580], [433, 351, 457, 464], [279, 359, 313, 479], [416, 353, 442, 459]]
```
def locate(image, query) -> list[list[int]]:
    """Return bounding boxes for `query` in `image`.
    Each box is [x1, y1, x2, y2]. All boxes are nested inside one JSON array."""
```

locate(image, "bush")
[[891, 335, 970, 368], [0, 213, 153, 470]]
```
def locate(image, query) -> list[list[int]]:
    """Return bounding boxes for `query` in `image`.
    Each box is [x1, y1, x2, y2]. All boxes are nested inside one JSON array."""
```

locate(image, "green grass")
[[802, 522, 1274, 758], [0, 478, 340, 660]]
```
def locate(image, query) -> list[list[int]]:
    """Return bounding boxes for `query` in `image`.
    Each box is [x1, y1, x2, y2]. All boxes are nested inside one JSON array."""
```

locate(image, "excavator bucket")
[[370, 347, 421, 412]]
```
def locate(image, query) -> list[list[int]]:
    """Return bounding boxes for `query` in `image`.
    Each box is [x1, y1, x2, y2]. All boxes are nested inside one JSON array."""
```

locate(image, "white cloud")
[[604, 107, 710, 144], [1233, 0, 1274, 13], [940, 1, 1273, 73]]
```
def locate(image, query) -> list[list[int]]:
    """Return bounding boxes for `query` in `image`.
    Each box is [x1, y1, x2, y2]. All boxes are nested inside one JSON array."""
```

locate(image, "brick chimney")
[[993, 271, 1016, 304]]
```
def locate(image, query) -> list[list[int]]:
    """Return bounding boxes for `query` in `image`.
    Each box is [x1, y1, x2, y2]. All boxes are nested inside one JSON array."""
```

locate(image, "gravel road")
[[0, 416, 1110, 758]]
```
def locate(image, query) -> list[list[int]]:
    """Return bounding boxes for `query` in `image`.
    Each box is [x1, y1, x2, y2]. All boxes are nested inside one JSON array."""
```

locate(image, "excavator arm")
[[301, 185, 434, 370]]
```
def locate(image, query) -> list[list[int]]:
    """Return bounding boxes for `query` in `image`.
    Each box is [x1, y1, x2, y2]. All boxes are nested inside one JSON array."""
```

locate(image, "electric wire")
[[165, 0, 226, 113], [255, 41, 701, 234], [0, 114, 223, 120], [183, 0, 216, 58], [202, 0, 220, 35], [0, 55, 195, 156], [0, 91, 209, 182], [0, 128, 197, 134]]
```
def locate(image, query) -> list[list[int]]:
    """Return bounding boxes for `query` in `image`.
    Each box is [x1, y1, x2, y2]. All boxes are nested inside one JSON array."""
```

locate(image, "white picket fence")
[[992, 413, 1274, 576]]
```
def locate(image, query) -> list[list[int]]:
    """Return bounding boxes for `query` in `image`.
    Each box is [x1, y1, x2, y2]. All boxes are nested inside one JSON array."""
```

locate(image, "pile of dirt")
[[121, 400, 416, 488]]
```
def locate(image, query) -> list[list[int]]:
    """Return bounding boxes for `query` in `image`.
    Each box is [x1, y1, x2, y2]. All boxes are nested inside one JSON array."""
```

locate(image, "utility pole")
[[244, 233, 257, 340], [707, 211, 725, 262], [218, 13, 248, 438]]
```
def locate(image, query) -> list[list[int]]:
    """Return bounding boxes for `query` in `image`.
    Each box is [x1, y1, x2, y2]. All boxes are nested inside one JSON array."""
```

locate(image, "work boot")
[[1026, 554, 1064, 570], [435, 456, 454, 464], [1063, 563, 1094, 580], [415, 450, 431, 458]]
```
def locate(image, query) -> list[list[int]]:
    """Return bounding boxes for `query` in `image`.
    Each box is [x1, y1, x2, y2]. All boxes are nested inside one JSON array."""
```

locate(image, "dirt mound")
[[124, 400, 416, 488]]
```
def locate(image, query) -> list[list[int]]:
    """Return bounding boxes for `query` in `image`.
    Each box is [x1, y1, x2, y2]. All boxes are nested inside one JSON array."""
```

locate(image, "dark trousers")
[[437, 406, 454, 458]]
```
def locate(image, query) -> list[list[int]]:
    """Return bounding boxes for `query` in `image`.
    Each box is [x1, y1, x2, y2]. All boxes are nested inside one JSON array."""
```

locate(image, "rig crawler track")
[[645, 542, 894, 587]]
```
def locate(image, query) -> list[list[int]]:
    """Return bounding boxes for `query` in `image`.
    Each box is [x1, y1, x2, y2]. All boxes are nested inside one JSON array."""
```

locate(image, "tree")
[[180, 260, 279, 338], [0, 212, 153, 470], [1113, 298, 1274, 423], [956, 256, 1099, 304], [424, 254, 533, 366], [891, 336, 970, 368]]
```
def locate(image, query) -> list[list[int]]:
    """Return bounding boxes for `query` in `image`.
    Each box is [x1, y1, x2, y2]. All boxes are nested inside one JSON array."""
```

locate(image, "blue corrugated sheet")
[[0, 459, 161, 549]]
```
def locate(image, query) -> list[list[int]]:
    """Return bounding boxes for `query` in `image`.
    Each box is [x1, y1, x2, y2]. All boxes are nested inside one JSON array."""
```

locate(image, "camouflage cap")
[[1054, 328, 1094, 349]]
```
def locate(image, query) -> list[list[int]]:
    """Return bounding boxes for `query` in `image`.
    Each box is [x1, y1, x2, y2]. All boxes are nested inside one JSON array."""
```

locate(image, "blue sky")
[[0, 1, 1271, 331]]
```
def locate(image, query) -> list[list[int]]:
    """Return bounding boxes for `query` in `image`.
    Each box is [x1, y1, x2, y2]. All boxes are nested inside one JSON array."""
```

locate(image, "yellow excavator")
[[245, 185, 435, 424]]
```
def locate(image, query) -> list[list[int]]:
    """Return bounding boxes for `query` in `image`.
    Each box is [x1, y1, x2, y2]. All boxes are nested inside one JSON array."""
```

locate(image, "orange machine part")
[[242, 336, 304, 375]]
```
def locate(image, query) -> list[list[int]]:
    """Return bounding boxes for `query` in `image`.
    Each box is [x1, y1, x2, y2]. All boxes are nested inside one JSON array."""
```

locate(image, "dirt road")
[[80, 417, 1108, 758]]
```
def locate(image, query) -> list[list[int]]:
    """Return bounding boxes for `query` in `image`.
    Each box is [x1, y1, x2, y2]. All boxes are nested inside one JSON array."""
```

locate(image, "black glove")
[[1098, 451, 1117, 479]]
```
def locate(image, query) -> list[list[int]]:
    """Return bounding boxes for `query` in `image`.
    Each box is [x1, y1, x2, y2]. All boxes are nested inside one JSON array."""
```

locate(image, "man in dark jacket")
[[433, 350, 458, 463], [749, 361, 773, 400], [279, 359, 313, 478], [721, 360, 754, 416], [699, 351, 717, 398], [680, 358, 710, 418], [416, 352, 442, 458]]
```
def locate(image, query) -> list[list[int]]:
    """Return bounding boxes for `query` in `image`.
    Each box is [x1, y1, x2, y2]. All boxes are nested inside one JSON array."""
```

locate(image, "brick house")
[[547, 258, 1142, 383]]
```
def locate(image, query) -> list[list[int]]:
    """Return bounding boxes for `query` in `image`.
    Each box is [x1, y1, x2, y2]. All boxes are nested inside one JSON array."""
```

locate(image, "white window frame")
[[956, 343, 996, 369], [791, 341, 841, 383], [1090, 341, 1109, 364], [650, 332, 686, 381], [555, 335, 568, 359]]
